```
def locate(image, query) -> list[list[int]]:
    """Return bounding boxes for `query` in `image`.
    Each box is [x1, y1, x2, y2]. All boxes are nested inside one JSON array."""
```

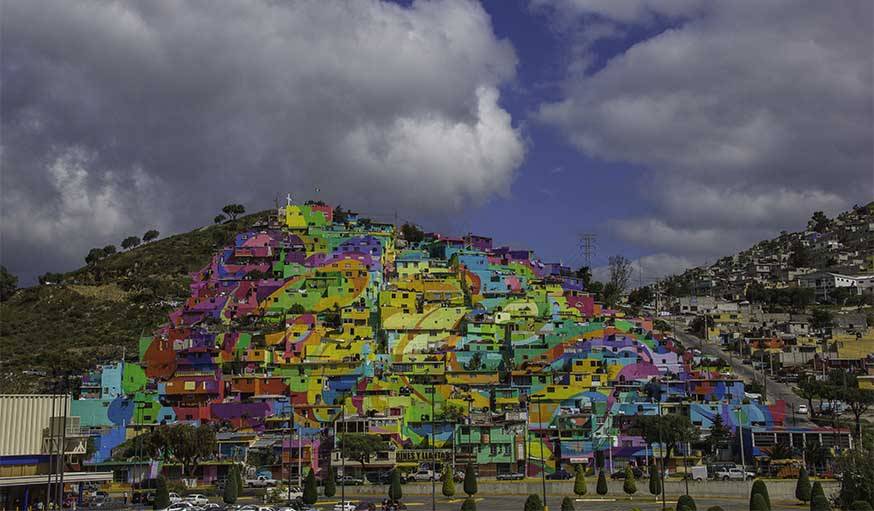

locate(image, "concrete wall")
[[344, 479, 839, 499]]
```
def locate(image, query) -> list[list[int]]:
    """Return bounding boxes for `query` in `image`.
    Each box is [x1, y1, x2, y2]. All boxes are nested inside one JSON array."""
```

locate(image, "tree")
[[85, 247, 105, 265], [524, 494, 542, 511], [596, 470, 608, 495], [798, 377, 821, 418], [121, 236, 141, 250], [750, 480, 771, 511], [340, 433, 388, 472], [638, 414, 697, 475], [463, 463, 478, 497], [389, 469, 403, 502], [796, 467, 811, 503], [811, 494, 831, 511], [0, 266, 17, 301], [789, 241, 811, 269], [303, 469, 318, 505], [808, 211, 831, 233], [400, 223, 425, 243], [767, 443, 794, 461], [223, 465, 239, 504], [143, 229, 160, 242], [161, 423, 216, 476], [843, 388, 874, 440], [574, 266, 592, 289], [214, 214, 226, 224], [628, 286, 654, 308], [223, 204, 246, 221], [561, 496, 575, 511], [836, 449, 874, 511], [608, 255, 633, 294], [102, 244, 117, 257], [707, 414, 730, 455], [324, 465, 336, 497], [623, 466, 637, 497], [751, 493, 768, 511], [235, 462, 243, 495], [677, 494, 697, 511], [602, 282, 622, 308], [811, 309, 833, 334], [573, 464, 587, 496], [153, 476, 170, 510], [461, 498, 477, 511], [648, 463, 662, 496], [442, 465, 456, 497]]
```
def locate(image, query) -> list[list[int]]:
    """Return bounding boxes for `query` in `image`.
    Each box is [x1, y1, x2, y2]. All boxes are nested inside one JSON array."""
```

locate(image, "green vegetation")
[[750, 493, 768, 511], [796, 467, 811, 502], [324, 465, 336, 497], [341, 433, 389, 472], [851, 502, 873, 511], [0, 265, 18, 301], [389, 469, 403, 502], [223, 466, 239, 504], [573, 464, 587, 496], [303, 469, 318, 505], [596, 470, 608, 495], [464, 463, 477, 497], [561, 496, 574, 511], [677, 494, 696, 511], [648, 463, 662, 496], [750, 480, 771, 511], [442, 465, 456, 497], [154, 476, 170, 510], [623, 465, 637, 496], [461, 498, 477, 511], [524, 494, 542, 511], [810, 494, 830, 511], [837, 449, 874, 510]]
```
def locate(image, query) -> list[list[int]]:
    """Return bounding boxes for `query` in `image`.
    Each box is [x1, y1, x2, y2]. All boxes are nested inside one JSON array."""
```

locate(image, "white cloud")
[[592, 252, 696, 283]]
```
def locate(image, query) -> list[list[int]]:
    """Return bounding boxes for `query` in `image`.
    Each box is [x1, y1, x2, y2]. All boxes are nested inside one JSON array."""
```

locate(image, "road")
[[671, 321, 812, 427]]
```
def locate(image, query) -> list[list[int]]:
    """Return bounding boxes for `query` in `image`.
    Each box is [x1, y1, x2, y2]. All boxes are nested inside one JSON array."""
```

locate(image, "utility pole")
[[430, 385, 436, 511], [535, 398, 548, 511], [579, 233, 597, 267]]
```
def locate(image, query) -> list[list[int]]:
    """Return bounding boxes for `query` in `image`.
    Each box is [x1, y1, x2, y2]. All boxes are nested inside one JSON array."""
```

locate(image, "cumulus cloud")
[[1, 0, 524, 282], [536, 0, 873, 274]]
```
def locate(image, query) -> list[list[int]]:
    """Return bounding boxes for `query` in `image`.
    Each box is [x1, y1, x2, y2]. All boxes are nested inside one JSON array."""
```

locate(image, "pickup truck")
[[713, 467, 755, 481], [407, 469, 438, 482], [246, 475, 278, 488]]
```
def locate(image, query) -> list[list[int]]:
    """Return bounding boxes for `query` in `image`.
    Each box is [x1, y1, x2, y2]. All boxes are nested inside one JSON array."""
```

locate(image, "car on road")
[[162, 503, 198, 511], [496, 472, 525, 480], [714, 467, 755, 480], [610, 467, 644, 479], [185, 494, 209, 506], [797, 404, 809, 414], [408, 469, 439, 482], [246, 475, 279, 488], [545, 469, 573, 480], [336, 475, 365, 485], [334, 502, 357, 511], [169, 492, 183, 503]]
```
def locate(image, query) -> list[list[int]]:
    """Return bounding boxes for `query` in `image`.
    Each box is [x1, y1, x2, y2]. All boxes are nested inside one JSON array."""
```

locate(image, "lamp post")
[[429, 385, 436, 511], [532, 397, 548, 511]]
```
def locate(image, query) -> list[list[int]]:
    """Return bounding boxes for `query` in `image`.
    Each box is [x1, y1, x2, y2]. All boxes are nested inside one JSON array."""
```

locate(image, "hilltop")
[[0, 211, 271, 392]]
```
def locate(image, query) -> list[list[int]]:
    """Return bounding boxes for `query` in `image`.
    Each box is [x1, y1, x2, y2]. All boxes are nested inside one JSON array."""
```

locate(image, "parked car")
[[185, 494, 209, 506], [336, 475, 365, 486], [409, 469, 438, 482], [366, 471, 393, 484], [285, 486, 303, 500], [246, 475, 279, 488], [496, 472, 525, 480], [545, 469, 573, 480], [797, 404, 809, 414], [168, 492, 183, 503], [610, 467, 644, 480], [164, 503, 198, 511], [714, 467, 755, 481]]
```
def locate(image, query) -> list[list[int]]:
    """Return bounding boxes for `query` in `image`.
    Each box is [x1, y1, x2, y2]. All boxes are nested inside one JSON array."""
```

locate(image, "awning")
[[0, 472, 114, 488]]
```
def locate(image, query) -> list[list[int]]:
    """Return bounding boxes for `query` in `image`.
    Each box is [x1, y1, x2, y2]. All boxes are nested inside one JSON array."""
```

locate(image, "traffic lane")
[[319, 494, 809, 511]]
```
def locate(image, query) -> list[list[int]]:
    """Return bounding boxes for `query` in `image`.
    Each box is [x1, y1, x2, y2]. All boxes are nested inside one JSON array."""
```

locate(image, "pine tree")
[[442, 465, 456, 497], [153, 476, 170, 510], [750, 480, 771, 511], [623, 466, 637, 497], [524, 494, 543, 511], [235, 463, 243, 495], [677, 494, 697, 511], [596, 470, 608, 495], [324, 465, 336, 498], [751, 493, 768, 511], [648, 463, 662, 496], [389, 469, 403, 502], [223, 466, 239, 504], [561, 496, 575, 511], [796, 467, 811, 503], [810, 494, 830, 511], [464, 463, 478, 497], [573, 465, 587, 496], [303, 469, 318, 505]]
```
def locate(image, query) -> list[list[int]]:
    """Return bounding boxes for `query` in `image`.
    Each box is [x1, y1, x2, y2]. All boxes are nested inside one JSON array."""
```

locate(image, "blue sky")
[[2, 0, 871, 285]]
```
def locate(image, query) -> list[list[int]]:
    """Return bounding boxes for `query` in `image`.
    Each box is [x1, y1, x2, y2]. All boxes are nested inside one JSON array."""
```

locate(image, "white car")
[[286, 486, 303, 499], [714, 467, 755, 481], [797, 404, 809, 414], [168, 492, 182, 504], [164, 503, 197, 511], [185, 494, 209, 506], [334, 502, 356, 511]]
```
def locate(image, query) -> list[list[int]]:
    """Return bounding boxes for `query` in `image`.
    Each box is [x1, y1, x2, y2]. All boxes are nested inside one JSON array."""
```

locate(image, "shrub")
[[303, 469, 318, 505], [324, 465, 336, 498], [389, 469, 403, 502], [223, 466, 238, 504], [796, 467, 811, 503], [524, 494, 543, 511], [461, 497, 477, 511], [750, 480, 771, 511], [573, 465, 587, 496], [850, 502, 873, 511], [596, 470, 608, 495], [751, 493, 768, 511], [623, 466, 637, 496], [649, 463, 662, 496], [561, 496, 575, 511], [677, 494, 697, 511], [153, 476, 170, 510], [464, 463, 478, 497], [235, 464, 243, 495], [811, 481, 825, 501], [442, 466, 456, 497], [810, 494, 830, 511]]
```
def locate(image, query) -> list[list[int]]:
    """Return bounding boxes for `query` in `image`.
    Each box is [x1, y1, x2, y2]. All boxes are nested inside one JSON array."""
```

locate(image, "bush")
[[649, 463, 662, 496], [811, 481, 825, 501], [153, 476, 170, 510], [850, 502, 873, 511], [796, 467, 811, 503], [464, 463, 478, 497], [596, 470, 608, 495], [623, 466, 637, 496], [461, 497, 477, 511], [677, 494, 697, 511], [561, 496, 575, 511], [751, 493, 768, 511], [324, 465, 336, 497], [573, 465, 587, 496], [750, 480, 771, 511], [442, 466, 456, 497], [223, 466, 238, 504], [810, 494, 831, 511], [524, 494, 543, 511], [389, 469, 403, 502], [303, 469, 318, 505]]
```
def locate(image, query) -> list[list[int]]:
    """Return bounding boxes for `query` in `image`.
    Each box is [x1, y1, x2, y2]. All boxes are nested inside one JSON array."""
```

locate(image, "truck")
[[713, 467, 755, 481], [246, 475, 278, 488]]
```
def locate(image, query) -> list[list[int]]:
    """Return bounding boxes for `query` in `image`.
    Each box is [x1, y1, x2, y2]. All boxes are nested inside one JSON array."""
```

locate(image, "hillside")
[[0, 211, 271, 393]]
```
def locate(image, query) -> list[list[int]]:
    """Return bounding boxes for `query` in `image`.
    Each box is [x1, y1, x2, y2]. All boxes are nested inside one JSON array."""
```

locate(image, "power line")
[[579, 233, 597, 266]]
